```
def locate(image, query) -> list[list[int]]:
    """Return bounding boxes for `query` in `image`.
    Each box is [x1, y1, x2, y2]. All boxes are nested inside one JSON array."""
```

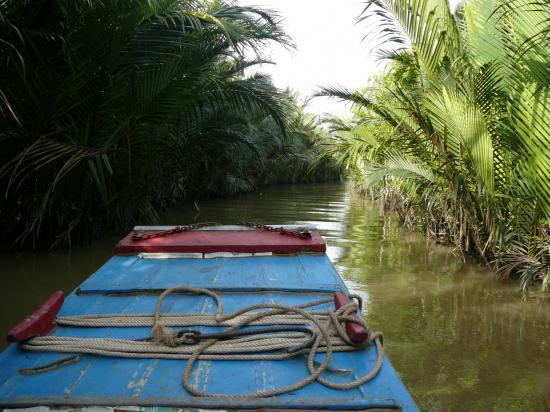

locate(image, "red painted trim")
[[114, 230, 326, 255], [334, 292, 368, 343], [7, 291, 65, 342]]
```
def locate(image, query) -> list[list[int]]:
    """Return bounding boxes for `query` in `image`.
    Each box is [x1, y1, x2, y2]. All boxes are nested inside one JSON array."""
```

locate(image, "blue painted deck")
[[0, 254, 418, 410]]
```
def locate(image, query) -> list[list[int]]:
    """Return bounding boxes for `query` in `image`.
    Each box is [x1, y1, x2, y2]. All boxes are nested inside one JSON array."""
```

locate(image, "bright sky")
[[240, 0, 461, 116]]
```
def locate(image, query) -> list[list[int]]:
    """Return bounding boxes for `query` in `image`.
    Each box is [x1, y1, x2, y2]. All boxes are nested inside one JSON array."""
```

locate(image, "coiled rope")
[[21, 286, 384, 398]]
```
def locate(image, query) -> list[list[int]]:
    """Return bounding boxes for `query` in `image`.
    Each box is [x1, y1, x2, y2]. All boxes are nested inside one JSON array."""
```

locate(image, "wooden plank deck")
[[77, 255, 342, 294], [0, 254, 418, 410]]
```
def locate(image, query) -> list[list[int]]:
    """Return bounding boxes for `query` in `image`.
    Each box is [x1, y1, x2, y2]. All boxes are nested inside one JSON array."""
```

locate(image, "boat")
[[0, 224, 418, 411]]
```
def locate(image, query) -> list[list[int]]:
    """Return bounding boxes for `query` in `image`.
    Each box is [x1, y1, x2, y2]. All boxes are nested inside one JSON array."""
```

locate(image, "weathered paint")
[[0, 233, 418, 411], [333, 293, 368, 344], [7, 291, 65, 342], [77, 255, 344, 294], [114, 228, 326, 255]]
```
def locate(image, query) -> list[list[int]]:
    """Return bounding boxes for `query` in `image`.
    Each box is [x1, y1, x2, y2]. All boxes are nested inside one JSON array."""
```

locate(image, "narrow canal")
[[1, 182, 548, 411]]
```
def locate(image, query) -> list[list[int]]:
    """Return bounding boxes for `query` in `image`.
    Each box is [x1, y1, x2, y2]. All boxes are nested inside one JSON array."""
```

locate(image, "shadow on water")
[[1, 182, 548, 411]]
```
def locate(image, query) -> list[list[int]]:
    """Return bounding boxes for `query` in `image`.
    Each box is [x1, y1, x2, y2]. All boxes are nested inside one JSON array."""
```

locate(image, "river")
[[1, 182, 548, 411]]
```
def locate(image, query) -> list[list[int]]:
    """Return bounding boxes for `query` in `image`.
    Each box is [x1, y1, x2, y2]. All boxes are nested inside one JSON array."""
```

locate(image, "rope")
[[22, 286, 384, 398]]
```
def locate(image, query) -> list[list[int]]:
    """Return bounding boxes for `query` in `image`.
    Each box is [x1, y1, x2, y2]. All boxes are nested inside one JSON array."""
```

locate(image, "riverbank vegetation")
[[0, 0, 338, 248], [319, 0, 549, 293]]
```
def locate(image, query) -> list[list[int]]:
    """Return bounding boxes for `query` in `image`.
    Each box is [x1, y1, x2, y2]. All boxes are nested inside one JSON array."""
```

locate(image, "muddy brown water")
[[1, 182, 548, 411]]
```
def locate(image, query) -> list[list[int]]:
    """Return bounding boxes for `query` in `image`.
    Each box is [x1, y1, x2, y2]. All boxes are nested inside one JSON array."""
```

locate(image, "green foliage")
[[320, 0, 550, 293], [0, 0, 338, 247]]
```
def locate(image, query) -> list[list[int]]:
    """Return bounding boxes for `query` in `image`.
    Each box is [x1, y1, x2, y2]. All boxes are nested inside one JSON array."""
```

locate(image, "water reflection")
[[331, 189, 549, 412], [1, 182, 548, 411]]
